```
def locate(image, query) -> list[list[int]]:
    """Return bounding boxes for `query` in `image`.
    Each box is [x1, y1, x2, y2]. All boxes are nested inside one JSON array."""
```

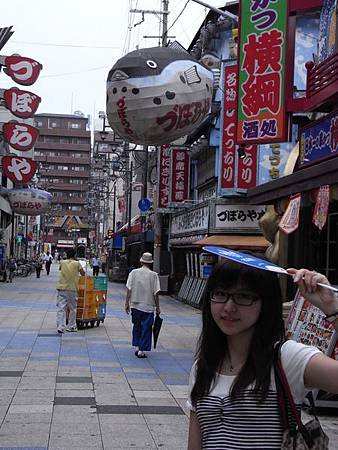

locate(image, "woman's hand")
[[287, 268, 338, 316]]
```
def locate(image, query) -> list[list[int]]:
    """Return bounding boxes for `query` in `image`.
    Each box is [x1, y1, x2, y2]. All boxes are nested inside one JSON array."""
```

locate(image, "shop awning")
[[247, 157, 338, 205], [193, 235, 270, 251], [116, 215, 141, 234]]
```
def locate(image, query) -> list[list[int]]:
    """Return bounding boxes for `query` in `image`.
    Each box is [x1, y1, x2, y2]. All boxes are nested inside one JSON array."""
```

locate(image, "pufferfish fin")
[[110, 70, 129, 81], [184, 65, 201, 85]]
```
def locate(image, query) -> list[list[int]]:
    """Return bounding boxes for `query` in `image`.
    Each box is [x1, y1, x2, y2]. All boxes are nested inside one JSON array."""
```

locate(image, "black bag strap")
[[274, 341, 313, 448]]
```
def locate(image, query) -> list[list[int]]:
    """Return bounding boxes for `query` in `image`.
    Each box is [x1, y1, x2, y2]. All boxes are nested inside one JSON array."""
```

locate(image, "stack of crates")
[[77, 275, 107, 328]]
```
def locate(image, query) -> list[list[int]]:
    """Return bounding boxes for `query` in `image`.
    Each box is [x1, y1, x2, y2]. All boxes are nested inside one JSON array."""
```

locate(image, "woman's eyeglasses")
[[210, 290, 260, 306]]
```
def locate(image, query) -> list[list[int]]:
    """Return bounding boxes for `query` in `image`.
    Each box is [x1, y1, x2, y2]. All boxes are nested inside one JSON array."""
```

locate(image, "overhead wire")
[[166, 0, 191, 34], [12, 41, 120, 49]]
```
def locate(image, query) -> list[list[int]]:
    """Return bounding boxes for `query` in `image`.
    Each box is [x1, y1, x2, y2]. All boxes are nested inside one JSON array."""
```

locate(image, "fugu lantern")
[[0, 188, 52, 216], [106, 46, 213, 145]]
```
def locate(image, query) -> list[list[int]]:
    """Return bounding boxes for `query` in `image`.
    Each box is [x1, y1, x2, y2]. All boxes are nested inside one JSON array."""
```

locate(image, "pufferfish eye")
[[146, 60, 158, 69]]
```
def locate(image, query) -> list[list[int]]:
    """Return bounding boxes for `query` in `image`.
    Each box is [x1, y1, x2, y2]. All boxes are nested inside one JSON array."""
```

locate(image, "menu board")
[[286, 289, 338, 406]]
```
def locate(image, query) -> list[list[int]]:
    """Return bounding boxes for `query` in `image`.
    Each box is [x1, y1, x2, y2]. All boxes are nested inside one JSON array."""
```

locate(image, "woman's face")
[[210, 284, 262, 338]]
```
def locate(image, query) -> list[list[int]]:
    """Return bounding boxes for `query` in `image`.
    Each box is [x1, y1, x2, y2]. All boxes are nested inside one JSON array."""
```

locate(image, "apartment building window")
[[69, 122, 80, 129], [36, 121, 43, 127]]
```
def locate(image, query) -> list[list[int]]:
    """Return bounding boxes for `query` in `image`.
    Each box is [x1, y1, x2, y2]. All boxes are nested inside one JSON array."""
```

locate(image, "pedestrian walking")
[[187, 259, 338, 449], [101, 253, 107, 274], [56, 248, 85, 334], [91, 255, 101, 276], [44, 251, 52, 275], [125, 252, 161, 358], [35, 254, 43, 278], [6, 256, 17, 283]]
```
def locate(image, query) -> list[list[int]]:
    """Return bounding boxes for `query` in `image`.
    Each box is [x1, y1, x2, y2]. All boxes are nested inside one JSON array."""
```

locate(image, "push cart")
[[76, 274, 107, 329]]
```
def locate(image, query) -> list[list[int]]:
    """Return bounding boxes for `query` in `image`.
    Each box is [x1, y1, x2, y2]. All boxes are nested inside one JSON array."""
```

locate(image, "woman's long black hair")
[[190, 255, 285, 406]]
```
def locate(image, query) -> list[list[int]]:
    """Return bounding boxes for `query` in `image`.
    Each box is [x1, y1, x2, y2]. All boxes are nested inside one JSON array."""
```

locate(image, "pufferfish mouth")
[[110, 70, 129, 81]]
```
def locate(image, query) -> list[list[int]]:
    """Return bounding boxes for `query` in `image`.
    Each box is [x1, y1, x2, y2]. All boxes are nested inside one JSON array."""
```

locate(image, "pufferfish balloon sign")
[[106, 46, 213, 145]]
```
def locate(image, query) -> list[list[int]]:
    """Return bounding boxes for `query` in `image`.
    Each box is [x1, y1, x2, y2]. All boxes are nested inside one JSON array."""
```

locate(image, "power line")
[[40, 65, 111, 79], [166, 0, 190, 34], [12, 40, 120, 49]]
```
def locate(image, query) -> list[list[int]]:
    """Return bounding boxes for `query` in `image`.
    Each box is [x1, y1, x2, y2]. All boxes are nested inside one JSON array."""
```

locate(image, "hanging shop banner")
[[0, 55, 42, 85], [1, 156, 37, 184], [312, 185, 330, 230], [286, 289, 338, 407], [278, 193, 301, 234], [157, 145, 171, 210], [299, 109, 338, 168], [3, 87, 41, 118], [318, 0, 338, 63], [220, 64, 237, 190], [2, 122, 39, 151], [237, 0, 288, 144], [237, 144, 258, 190], [170, 147, 189, 203]]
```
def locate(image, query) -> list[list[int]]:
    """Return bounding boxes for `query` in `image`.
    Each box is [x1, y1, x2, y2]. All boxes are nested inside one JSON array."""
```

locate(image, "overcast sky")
[[1, 0, 228, 127]]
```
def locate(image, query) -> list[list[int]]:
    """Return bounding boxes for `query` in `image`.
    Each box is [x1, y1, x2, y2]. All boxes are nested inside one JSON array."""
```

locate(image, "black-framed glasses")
[[210, 290, 260, 306]]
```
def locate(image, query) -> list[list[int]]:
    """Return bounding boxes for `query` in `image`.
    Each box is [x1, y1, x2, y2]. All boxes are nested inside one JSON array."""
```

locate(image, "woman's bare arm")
[[188, 411, 202, 450]]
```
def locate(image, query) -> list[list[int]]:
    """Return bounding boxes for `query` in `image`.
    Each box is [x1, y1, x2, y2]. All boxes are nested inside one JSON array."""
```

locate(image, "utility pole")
[[162, 0, 169, 46], [131, 3, 172, 46]]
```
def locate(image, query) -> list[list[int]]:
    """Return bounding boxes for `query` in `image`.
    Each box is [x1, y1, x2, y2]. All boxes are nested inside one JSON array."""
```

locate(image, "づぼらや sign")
[[3, 87, 41, 118], [2, 156, 38, 184], [2, 122, 39, 151], [2, 55, 42, 85]]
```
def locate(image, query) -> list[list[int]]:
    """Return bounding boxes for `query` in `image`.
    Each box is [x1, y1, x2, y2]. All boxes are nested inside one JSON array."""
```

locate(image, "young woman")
[[187, 260, 338, 449]]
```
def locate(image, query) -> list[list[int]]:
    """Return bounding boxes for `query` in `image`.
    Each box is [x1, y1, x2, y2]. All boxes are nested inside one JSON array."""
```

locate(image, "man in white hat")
[[125, 252, 161, 358]]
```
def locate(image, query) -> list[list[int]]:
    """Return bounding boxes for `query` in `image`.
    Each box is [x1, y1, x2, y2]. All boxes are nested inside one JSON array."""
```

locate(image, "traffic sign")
[[138, 198, 151, 212]]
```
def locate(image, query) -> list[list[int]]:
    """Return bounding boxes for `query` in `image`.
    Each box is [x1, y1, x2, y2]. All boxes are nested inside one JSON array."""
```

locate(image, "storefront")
[[247, 154, 338, 288], [169, 200, 269, 307]]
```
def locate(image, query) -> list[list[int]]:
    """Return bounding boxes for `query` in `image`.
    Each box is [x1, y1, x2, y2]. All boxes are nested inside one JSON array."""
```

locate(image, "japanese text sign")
[[2, 156, 38, 184], [299, 110, 338, 168], [170, 148, 189, 203], [237, 144, 258, 189], [279, 193, 301, 234], [2, 55, 42, 85], [158, 145, 171, 209], [215, 204, 265, 230], [237, 0, 288, 145], [2, 122, 39, 151], [312, 185, 330, 231], [220, 65, 237, 189], [3, 87, 41, 118]]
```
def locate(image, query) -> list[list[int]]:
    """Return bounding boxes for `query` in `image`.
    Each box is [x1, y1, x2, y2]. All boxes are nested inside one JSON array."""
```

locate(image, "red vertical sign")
[[170, 148, 189, 202], [237, 144, 258, 189], [158, 145, 171, 208], [221, 65, 237, 189]]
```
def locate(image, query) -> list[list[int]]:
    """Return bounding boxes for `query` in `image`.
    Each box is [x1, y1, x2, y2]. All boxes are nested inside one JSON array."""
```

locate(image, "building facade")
[[34, 113, 91, 253]]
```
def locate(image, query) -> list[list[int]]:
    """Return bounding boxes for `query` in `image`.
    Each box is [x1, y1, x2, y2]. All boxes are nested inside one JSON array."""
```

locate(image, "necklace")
[[226, 357, 245, 373]]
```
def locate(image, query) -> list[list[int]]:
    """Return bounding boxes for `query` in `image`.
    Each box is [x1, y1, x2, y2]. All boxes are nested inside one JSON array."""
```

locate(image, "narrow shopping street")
[[0, 266, 338, 449], [0, 265, 199, 449]]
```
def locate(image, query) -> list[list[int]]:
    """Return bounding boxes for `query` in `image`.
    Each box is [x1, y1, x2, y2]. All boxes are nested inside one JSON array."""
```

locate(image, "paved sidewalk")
[[0, 265, 337, 449], [0, 265, 199, 449]]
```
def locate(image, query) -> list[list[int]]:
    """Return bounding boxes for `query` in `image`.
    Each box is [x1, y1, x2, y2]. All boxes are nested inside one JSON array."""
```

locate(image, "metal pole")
[[141, 145, 149, 234], [25, 215, 28, 260], [10, 212, 15, 256], [190, 0, 238, 21], [112, 181, 116, 233], [128, 161, 133, 232], [162, 0, 169, 46]]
